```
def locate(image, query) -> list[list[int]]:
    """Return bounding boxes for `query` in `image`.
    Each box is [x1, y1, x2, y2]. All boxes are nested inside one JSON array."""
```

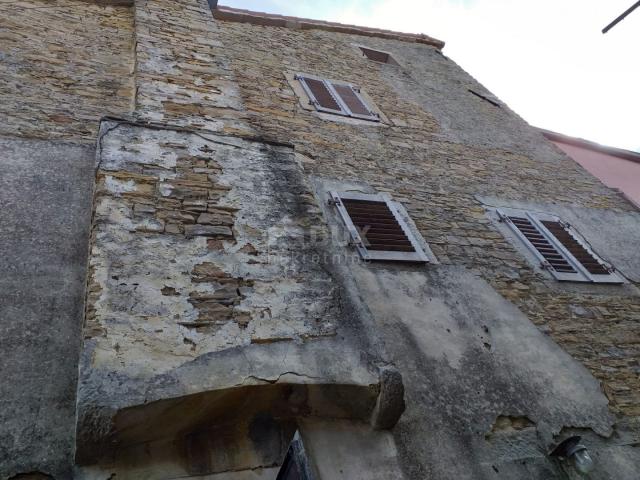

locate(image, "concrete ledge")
[[75, 340, 402, 465], [213, 5, 445, 49]]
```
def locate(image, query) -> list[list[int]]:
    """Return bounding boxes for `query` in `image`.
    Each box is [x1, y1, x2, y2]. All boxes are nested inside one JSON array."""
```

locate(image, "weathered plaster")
[[299, 419, 406, 480], [351, 265, 615, 476], [76, 122, 392, 467], [86, 123, 340, 375], [0, 137, 95, 479], [4, 0, 640, 478]]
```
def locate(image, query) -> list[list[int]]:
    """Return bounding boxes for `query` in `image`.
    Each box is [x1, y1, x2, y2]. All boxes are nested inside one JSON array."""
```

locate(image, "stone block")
[[184, 224, 233, 237]]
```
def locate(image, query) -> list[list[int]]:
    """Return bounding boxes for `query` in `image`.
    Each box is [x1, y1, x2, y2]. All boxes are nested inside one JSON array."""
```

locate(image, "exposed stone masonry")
[[214, 20, 640, 417], [3, 1, 640, 477], [0, 0, 135, 141], [85, 122, 338, 376], [133, 0, 250, 135], [96, 140, 235, 238]]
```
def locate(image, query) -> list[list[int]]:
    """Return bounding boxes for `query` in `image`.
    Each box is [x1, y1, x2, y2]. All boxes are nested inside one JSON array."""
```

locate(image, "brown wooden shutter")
[[540, 221, 610, 275], [331, 83, 377, 119], [359, 46, 398, 65], [298, 76, 342, 111], [507, 216, 578, 273], [330, 191, 430, 262], [297, 74, 380, 121], [360, 47, 390, 63], [342, 198, 415, 252], [500, 209, 622, 283]]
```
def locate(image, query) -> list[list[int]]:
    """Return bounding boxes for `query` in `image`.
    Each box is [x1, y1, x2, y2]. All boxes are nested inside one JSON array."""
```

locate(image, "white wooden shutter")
[[331, 191, 429, 262]]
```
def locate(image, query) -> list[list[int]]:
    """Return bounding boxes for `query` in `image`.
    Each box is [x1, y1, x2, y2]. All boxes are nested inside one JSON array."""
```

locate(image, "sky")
[[221, 0, 639, 152]]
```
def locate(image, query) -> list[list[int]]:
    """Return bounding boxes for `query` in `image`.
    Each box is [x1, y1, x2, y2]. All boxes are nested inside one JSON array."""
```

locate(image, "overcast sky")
[[222, 0, 639, 152]]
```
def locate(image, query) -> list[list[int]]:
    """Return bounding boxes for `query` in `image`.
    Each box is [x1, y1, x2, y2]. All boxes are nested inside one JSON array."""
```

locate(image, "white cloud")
[[224, 0, 640, 151]]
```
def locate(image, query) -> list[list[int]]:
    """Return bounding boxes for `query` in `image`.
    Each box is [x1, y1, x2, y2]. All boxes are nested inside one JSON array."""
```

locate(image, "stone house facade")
[[1, 1, 639, 479]]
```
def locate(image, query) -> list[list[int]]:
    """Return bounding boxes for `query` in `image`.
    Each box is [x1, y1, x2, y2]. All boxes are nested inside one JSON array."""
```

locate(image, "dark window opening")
[[276, 432, 315, 480], [359, 46, 398, 65]]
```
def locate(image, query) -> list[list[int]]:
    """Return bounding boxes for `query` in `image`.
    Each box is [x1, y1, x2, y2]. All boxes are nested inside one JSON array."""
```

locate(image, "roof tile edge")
[[213, 5, 446, 49]]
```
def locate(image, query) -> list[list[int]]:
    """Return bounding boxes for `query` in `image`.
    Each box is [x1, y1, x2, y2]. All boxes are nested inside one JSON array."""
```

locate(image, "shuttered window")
[[330, 191, 430, 262], [331, 83, 374, 118], [498, 209, 622, 283], [296, 76, 343, 114], [540, 221, 611, 276], [296, 74, 379, 121], [359, 46, 398, 65]]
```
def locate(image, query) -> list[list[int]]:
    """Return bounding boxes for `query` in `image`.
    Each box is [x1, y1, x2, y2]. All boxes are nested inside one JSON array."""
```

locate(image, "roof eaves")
[[540, 128, 640, 164], [212, 5, 445, 49]]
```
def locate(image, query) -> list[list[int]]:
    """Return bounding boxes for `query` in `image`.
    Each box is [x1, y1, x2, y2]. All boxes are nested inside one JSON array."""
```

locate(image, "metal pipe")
[[602, 0, 640, 33]]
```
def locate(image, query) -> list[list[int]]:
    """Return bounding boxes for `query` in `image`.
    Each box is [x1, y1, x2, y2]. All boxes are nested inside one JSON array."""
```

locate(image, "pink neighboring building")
[[541, 129, 640, 207]]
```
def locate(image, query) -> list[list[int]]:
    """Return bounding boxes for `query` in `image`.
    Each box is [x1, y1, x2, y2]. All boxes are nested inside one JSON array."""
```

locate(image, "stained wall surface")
[[0, 1, 135, 477], [214, 16, 640, 419], [209, 17, 640, 479], [0, 137, 96, 479], [3, 0, 640, 479]]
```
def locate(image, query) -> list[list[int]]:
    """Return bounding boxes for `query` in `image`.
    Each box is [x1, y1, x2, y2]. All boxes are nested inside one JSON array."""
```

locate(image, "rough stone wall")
[[213, 21, 640, 422], [0, 1, 137, 477], [132, 0, 250, 135], [86, 122, 338, 376], [75, 120, 387, 472], [0, 0, 135, 142], [16, 1, 629, 477]]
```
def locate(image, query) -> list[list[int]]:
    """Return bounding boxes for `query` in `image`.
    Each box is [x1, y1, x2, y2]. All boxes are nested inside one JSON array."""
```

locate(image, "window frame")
[[330, 191, 430, 263], [497, 208, 622, 284], [358, 46, 399, 65], [295, 73, 380, 122]]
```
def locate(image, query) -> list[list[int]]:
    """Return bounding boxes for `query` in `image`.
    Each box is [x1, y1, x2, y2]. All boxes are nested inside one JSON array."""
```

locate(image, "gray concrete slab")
[[0, 136, 95, 479]]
